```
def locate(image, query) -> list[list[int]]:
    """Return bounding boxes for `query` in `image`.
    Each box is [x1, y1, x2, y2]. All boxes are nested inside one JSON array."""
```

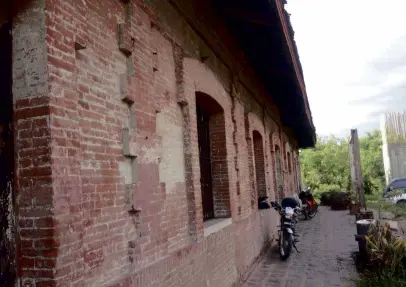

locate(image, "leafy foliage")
[[300, 130, 386, 195], [359, 130, 386, 195], [366, 222, 406, 272], [355, 222, 406, 286]]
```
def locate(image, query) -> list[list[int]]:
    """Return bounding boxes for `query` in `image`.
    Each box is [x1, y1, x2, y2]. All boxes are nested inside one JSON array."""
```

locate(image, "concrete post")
[[349, 129, 366, 209]]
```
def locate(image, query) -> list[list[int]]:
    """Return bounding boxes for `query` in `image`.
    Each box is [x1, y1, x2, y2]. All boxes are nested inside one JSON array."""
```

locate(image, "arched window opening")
[[196, 92, 230, 221]]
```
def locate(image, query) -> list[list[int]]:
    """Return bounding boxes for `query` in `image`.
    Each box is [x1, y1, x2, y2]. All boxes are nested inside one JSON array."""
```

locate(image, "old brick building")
[[1, 0, 315, 286]]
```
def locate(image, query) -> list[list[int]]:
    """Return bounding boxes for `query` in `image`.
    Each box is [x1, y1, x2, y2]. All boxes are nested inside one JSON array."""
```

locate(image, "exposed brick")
[[253, 131, 266, 198], [11, 0, 305, 286]]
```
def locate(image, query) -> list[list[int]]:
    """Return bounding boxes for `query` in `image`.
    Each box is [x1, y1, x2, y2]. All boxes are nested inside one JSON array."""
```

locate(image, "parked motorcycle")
[[270, 201, 300, 260], [298, 187, 318, 220]]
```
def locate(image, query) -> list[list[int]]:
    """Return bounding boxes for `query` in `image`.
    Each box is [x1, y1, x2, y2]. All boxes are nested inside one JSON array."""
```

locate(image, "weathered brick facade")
[[4, 0, 314, 286]]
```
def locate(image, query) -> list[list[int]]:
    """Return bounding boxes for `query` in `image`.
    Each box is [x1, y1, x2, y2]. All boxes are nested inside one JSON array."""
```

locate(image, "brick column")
[[13, 0, 87, 285], [244, 114, 257, 210], [45, 0, 84, 284], [12, 0, 54, 285], [173, 45, 200, 242]]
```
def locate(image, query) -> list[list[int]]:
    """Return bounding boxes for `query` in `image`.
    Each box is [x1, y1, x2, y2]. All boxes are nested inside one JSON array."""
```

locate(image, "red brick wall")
[[12, 0, 303, 286], [253, 131, 266, 198], [209, 112, 231, 218]]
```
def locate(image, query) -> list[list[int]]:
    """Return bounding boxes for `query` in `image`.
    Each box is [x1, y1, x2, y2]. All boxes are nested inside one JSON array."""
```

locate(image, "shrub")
[[330, 191, 351, 210], [365, 222, 406, 274], [319, 190, 351, 209], [355, 223, 406, 286]]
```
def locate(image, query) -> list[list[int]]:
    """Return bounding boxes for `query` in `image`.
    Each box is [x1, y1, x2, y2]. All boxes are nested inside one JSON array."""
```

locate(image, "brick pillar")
[[13, 0, 88, 285], [244, 114, 256, 209], [253, 131, 266, 198], [173, 45, 200, 242], [230, 75, 240, 219], [12, 0, 54, 285]]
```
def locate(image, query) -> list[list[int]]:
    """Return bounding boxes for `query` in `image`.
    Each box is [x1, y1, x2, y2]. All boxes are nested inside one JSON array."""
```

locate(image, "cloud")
[[286, 0, 406, 137], [369, 36, 406, 73], [336, 121, 381, 139], [350, 82, 406, 107]]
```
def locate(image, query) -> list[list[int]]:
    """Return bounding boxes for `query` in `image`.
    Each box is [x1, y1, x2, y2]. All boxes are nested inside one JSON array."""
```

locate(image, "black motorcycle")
[[271, 201, 300, 260]]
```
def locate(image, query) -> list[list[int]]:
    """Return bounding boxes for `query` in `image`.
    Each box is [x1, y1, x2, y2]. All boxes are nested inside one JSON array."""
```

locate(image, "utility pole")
[[349, 129, 366, 210]]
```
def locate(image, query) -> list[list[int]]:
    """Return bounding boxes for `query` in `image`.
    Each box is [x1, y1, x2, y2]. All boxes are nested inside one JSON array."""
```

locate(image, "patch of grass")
[[365, 194, 380, 203], [356, 269, 406, 287], [366, 194, 406, 218]]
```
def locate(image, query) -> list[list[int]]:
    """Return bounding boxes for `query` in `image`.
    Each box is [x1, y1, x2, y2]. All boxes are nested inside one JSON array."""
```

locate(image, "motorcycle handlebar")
[[270, 201, 301, 214]]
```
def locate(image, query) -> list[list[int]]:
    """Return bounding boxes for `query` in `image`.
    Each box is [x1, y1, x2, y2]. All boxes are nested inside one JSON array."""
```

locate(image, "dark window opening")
[[196, 92, 230, 221], [197, 104, 214, 220]]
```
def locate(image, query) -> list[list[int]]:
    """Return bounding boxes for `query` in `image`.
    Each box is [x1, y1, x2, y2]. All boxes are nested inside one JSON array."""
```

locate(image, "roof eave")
[[274, 0, 316, 147]]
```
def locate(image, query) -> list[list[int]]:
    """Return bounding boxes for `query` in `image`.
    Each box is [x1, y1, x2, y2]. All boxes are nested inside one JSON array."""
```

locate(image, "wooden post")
[[349, 129, 366, 210]]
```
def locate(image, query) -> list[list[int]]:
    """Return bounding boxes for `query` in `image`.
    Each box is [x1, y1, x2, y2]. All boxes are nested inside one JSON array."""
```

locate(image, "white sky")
[[286, 0, 406, 137]]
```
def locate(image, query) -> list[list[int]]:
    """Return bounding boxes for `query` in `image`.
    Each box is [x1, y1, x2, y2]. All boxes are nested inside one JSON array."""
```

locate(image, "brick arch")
[[195, 91, 224, 114], [181, 57, 236, 226], [183, 57, 229, 110]]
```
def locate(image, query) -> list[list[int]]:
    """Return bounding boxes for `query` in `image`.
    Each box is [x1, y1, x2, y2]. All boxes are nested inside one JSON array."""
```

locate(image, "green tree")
[[300, 130, 385, 195], [359, 130, 386, 194], [300, 135, 350, 193]]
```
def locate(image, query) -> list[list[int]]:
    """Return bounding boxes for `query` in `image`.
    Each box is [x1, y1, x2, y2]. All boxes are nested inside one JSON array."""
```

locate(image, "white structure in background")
[[380, 112, 406, 184]]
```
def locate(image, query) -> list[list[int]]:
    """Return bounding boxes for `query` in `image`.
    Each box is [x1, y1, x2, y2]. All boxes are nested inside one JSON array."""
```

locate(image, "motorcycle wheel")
[[279, 231, 293, 260], [307, 200, 318, 219]]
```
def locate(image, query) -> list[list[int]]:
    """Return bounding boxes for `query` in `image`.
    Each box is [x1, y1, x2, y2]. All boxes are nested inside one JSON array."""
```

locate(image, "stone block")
[[118, 22, 133, 55], [131, 157, 138, 183], [123, 127, 136, 157], [125, 184, 133, 207], [120, 73, 135, 104], [129, 105, 137, 129]]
